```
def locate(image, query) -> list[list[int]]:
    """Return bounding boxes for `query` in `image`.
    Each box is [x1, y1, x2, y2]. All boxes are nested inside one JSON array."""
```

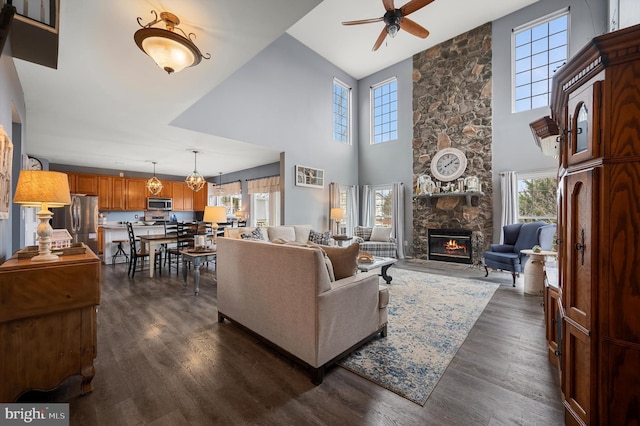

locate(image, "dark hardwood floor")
[[19, 258, 564, 425]]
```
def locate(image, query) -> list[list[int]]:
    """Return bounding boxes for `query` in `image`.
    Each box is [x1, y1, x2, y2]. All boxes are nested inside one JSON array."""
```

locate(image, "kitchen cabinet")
[[171, 181, 194, 211], [0, 250, 100, 401], [125, 178, 147, 211], [155, 180, 172, 198], [98, 176, 125, 210], [67, 172, 98, 195], [97, 227, 104, 254], [193, 185, 208, 211], [547, 23, 640, 426]]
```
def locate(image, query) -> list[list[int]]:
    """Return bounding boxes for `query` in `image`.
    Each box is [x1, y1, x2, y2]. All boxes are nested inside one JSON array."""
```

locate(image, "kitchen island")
[[101, 223, 166, 264]]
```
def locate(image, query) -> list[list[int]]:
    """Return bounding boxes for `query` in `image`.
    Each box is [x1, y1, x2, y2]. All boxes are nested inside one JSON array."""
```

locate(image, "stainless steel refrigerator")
[[52, 194, 99, 255]]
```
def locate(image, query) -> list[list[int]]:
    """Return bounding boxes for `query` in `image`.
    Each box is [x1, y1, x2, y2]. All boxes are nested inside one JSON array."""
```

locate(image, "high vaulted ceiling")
[[14, 0, 538, 178]]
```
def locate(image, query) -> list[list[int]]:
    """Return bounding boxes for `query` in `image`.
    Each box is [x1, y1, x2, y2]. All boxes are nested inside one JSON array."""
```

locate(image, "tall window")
[[513, 10, 568, 112], [371, 78, 398, 144], [373, 186, 393, 227], [517, 172, 557, 223], [333, 78, 351, 144], [247, 176, 280, 227]]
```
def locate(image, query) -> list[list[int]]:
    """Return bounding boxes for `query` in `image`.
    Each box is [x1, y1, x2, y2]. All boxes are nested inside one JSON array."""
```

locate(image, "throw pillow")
[[268, 226, 296, 241], [370, 226, 392, 242], [354, 226, 373, 241], [321, 243, 359, 280], [308, 229, 331, 245], [293, 225, 312, 243], [240, 228, 265, 240]]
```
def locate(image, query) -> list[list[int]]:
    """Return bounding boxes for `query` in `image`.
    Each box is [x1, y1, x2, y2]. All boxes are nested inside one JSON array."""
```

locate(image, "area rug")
[[337, 268, 499, 406]]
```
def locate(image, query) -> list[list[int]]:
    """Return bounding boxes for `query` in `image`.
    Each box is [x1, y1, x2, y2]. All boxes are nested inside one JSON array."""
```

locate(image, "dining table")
[[137, 234, 177, 278]]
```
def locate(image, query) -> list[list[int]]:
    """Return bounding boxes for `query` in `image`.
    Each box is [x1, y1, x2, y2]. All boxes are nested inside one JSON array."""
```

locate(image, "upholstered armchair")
[[353, 226, 397, 258], [483, 221, 556, 286]]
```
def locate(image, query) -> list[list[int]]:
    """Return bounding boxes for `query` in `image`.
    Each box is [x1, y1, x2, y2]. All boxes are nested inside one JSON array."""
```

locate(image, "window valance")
[[247, 176, 280, 194], [217, 181, 241, 195]]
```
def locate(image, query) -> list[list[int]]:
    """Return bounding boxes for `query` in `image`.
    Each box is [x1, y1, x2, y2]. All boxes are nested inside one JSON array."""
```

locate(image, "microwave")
[[147, 197, 172, 211]]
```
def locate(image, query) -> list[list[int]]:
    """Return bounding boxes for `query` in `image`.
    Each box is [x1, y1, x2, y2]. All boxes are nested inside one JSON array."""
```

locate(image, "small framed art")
[[295, 165, 324, 188]]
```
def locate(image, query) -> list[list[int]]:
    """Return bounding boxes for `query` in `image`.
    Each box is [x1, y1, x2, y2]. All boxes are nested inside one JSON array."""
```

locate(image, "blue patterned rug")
[[337, 268, 499, 405]]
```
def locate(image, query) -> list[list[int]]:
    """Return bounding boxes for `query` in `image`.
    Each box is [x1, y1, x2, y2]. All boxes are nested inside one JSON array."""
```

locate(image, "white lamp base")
[[32, 208, 59, 262]]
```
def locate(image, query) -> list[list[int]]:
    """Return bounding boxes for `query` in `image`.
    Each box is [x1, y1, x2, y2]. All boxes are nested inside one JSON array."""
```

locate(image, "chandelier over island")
[[145, 161, 163, 195], [185, 150, 206, 192]]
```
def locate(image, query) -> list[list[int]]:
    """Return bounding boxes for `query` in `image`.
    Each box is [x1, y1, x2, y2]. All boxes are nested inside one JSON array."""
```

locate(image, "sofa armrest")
[[316, 272, 382, 366], [488, 244, 515, 253]]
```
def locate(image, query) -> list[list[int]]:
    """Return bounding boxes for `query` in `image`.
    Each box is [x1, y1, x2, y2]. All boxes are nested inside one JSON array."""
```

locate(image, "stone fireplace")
[[428, 229, 472, 264], [412, 22, 494, 259]]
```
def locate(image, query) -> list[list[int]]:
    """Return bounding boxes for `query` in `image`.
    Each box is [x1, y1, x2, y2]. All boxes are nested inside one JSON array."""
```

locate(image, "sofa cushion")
[[309, 229, 331, 245], [321, 243, 359, 280], [370, 226, 392, 242], [241, 228, 265, 240], [354, 226, 372, 241], [268, 226, 296, 241]]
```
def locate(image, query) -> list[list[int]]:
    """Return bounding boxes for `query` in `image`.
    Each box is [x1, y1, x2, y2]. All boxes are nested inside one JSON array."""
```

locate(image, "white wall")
[[490, 0, 608, 243], [171, 34, 360, 231]]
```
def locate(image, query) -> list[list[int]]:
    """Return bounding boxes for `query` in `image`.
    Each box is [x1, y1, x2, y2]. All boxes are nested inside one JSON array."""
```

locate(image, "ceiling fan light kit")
[[134, 10, 211, 74], [342, 0, 433, 51]]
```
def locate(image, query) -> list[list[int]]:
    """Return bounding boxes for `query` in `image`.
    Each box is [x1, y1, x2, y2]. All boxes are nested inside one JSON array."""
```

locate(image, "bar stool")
[[111, 239, 129, 265]]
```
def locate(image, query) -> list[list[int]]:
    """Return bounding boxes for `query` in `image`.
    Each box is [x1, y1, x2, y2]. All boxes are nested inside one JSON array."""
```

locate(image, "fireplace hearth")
[[428, 229, 473, 264]]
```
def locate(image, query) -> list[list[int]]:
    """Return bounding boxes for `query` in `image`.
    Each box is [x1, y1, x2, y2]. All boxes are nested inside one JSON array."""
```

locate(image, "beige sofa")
[[216, 237, 389, 384], [223, 225, 313, 242]]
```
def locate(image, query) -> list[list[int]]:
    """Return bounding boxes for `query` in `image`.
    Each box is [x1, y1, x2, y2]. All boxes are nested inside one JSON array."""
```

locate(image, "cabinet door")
[[98, 176, 111, 210], [171, 182, 185, 211], [97, 227, 104, 254], [75, 174, 98, 195], [125, 179, 147, 211], [183, 185, 194, 211], [566, 81, 601, 167], [545, 285, 560, 368], [193, 186, 207, 211], [562, 168, 598, 426], [155, 180, 172, 198]]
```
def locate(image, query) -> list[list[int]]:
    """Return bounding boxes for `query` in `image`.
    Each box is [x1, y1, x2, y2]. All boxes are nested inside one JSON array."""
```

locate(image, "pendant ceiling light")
[[146, 161, 163, 195], [212, 172, 224, 197], [185, 150, 206, 192], [134, 10, 211, 74]]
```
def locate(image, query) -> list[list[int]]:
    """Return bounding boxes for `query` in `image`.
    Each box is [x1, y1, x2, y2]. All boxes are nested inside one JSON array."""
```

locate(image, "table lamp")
[[13, 170, 71, 262], [203, 206, 227, 245], [330, 208, 345, 236]]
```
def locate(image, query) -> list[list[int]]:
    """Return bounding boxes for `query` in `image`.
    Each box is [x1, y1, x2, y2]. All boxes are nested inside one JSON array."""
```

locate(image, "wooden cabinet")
[[544, 283, 561, 369], [98, 176, 125, 210], [0, 251, 101, 401], [67, 172, 98, 195], [125, 178, 147, 211], [97, 227, 104, 254], [193, 185, 208, 211], [155, 180, 172, 198], [549, 23, 640, 426], [171, 181, 194, 211]]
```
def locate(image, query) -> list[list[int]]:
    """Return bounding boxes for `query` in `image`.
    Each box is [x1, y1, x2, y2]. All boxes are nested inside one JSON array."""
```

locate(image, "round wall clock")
[[430, 147, 467, 182], [27, 156, 43, 170]]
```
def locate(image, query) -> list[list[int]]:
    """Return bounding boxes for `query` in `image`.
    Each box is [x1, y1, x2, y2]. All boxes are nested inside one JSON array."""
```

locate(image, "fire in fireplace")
[[428, 229, 473, 264]]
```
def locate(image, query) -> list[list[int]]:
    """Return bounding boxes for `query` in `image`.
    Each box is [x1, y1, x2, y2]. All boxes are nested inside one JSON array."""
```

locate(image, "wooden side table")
[[520, 249, 557, 296], [332, 235, 352, 247]]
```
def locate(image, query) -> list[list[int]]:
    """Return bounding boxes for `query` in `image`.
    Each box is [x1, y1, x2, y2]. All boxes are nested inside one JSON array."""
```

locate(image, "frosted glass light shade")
[[141, 34, 195, 74]]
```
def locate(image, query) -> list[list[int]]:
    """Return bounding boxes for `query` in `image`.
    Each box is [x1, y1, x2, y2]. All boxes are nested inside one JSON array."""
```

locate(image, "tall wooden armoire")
[[549, 23, 640, 425]]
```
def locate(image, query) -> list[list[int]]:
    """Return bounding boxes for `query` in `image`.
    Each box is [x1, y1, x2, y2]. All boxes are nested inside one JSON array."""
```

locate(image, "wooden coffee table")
[[357, 256, 397, 284]]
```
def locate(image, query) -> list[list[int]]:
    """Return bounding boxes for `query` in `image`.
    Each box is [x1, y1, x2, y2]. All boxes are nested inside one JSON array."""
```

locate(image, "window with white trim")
[[371, 78, 398, 144], [517, 171, 557, 223], [373, 185, 393, 227], [513, 10, 568, 112], [333, 78, 351, 144]]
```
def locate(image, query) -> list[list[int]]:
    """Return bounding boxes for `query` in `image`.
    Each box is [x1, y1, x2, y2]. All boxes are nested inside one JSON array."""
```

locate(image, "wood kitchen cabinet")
[[97, 226, 104, 254], [125, 178, 147, 211], [155, 180, 172, 198], [547, 23, 640, 425], [171, 181, 194, 211], [0, 250, 101, 402], [193, 185, 208, 211], [98, 176, 125, 210], [67, 172, 98, 195]]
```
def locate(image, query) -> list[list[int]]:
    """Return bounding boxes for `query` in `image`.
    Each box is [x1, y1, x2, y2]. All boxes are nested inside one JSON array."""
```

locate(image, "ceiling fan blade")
[[342, 17, 384, 26], [400, 0, 435, 16], [399, 17, 430, 38], [372, 27, 388, 51], [383, 0, 396, 12]]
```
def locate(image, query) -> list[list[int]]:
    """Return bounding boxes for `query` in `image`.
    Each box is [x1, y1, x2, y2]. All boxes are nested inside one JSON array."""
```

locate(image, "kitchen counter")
[[100, 223, 166, 230], [101, 224, 168, 264]]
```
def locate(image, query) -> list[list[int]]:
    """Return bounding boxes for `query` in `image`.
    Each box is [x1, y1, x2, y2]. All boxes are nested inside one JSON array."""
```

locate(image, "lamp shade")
[[13, 171, 71, 207], [203, 206, 227, 224], [330, 208, 345, 221]]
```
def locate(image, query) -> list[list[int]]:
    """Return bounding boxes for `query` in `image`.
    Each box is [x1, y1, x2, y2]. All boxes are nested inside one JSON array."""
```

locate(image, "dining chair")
[[166, 221, 197, 274], [126, 222, 162, 278]]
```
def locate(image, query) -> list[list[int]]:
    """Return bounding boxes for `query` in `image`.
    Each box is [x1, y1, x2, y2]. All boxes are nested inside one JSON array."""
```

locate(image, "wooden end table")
[[357, 256, 397, 284], [180, 250, 217, 295]]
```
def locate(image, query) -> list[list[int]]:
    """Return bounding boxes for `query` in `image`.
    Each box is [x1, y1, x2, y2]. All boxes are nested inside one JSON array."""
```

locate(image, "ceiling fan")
[[342, 0, 434, 51]]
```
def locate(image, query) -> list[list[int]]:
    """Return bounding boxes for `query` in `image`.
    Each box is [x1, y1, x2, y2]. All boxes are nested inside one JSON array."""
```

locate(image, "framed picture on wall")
[[295, 165, 324, 188], [0, 125, 13, 219]]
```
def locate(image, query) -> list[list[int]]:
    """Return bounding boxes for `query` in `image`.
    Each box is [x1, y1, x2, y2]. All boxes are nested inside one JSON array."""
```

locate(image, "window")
[[513, 10, 568, 112], [517, 172, 557, 223], [373, 186, 393, 227], [333, 79, 351, 144], [216, 194, 242, 216], [371, 78, 398, 144], [251, 192, 280, 227], [209, 181, 242, 216]]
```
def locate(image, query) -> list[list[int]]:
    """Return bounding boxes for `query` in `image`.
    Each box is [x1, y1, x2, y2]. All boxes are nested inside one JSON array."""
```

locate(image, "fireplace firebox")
[[428, 229, 473, 264]]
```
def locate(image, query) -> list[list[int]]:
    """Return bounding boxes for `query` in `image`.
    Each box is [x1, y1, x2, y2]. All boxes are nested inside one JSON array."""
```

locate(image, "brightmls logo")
[[1, 404, 68, 425]]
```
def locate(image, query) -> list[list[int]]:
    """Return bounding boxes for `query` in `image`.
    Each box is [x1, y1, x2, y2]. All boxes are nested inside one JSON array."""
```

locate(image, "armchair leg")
[[512, 273, 516, 287], [484, 265, 489, 277]]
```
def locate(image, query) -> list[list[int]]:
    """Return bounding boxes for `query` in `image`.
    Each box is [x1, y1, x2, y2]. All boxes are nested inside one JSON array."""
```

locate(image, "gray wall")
[[490, 0, 608, 243], [171, 34, 360, 231], [357, 59, 414, 250], [0, 38, 26, 262]]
